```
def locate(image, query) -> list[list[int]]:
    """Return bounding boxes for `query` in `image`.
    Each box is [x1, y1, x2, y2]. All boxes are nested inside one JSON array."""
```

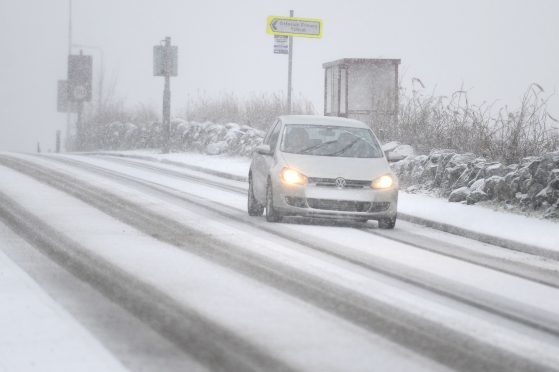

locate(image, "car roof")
[[278, 115, 369, 129]]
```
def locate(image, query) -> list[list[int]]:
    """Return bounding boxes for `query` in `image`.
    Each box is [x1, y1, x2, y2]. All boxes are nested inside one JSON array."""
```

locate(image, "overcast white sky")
[[1, 0, 558, 151]]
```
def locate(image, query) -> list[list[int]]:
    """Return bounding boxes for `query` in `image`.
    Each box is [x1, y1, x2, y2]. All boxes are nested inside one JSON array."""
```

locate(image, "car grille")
[[307, 177, 371, 189], [285, 197, 391, 213], [285, 196, 308, 208], [370, 202, 390, 212], [306, 198, 372, 212]]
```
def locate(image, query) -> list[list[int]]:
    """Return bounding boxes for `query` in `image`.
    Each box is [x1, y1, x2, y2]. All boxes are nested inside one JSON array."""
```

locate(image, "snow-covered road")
[[1, 152, 559, 372]]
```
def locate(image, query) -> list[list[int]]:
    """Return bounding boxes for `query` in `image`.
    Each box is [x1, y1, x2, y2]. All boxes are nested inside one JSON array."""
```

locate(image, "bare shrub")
[[184, 91, 315, 130], [390, 81, 559, 163]]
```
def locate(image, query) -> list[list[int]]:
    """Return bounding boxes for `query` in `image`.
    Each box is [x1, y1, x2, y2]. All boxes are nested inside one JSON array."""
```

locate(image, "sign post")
[[287, 10, 294, 114], [267, 12, 322, 114], [56, 130, 61, 153], [154, 37, 178, 153], [67, 50, 92, 150]]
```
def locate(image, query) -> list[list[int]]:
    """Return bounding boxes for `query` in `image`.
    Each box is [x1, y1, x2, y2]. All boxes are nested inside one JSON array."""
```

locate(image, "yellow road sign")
[[266, 16, 322, 38]]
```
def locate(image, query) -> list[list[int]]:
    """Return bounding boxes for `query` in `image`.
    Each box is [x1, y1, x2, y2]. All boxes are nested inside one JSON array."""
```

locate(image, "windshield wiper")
[[300, 140, 338, 154], [327, 138, 363, 156]]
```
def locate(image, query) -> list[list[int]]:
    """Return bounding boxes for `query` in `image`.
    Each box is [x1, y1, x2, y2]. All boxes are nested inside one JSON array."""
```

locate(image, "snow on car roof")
[[279, 115, 369, 129]]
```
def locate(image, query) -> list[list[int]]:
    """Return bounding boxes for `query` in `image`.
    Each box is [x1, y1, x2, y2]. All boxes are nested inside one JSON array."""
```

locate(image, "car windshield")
[[280, 124, 383, 158]]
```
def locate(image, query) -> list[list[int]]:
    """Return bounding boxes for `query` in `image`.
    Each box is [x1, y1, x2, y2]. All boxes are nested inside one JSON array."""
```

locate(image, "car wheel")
[[378, 217, 396, 229], [247, 175, 264, 216], [265, 180, 282, 222]]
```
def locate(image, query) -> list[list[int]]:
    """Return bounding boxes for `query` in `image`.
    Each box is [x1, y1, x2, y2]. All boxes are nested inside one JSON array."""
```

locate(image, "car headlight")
[[371, 174, 394, 189], [280, 167, 307, 185]]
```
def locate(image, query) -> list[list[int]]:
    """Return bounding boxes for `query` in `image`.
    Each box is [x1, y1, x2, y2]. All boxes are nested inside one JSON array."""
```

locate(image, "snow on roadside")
[[399, 192, 559, 253], [0, 223, 127, 372]]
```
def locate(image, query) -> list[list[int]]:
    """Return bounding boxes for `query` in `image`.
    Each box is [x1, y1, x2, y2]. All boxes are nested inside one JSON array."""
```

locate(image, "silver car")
[[248, 115, 399, 228]]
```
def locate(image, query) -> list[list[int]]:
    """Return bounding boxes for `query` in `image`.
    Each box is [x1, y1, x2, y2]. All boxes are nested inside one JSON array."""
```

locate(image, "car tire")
[[378, 217, 396, 229], [265, 180, 282, 222], [247, 175, 264, 216]]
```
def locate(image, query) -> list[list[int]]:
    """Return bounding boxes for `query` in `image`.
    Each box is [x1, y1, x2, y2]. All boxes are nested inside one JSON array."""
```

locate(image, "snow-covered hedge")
[[171, 119, 265, 156], [89, 118, 265, 157], [391, 147, 559, 219]]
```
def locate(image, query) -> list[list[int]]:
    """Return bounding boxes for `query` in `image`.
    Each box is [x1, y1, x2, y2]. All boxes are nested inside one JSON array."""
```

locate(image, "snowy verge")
[[0, 223, 126, 372], [87, 150, 559, 257]]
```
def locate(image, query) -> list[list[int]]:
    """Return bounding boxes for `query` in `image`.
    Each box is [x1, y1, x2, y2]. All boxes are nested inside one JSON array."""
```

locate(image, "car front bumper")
[[273, 182, 398, 220]]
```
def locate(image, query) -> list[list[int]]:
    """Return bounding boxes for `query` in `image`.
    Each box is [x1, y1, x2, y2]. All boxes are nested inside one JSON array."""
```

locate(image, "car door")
[[252, 119, 282, 201]]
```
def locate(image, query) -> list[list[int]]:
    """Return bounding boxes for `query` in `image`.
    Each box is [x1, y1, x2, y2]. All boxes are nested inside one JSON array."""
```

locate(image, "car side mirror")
[[256, 144, 273, 156], [385, 150, 406, 162]]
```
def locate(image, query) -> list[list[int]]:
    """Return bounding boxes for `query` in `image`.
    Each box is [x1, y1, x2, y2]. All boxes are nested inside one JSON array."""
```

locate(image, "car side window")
[[268, 121, 282, 151], [264, 120, 279, 145]]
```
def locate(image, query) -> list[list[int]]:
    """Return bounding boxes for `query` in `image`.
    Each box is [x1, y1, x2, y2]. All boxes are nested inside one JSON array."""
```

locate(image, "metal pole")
[[162, 37, 171, 153], [99, 48, 104, 112], [77, 101, 83, 150], [75, 49, 84, 150], [66, 0, 72, 151], [56, 130, 61, 153], [68, 0, 72, 54], [287, 9, 294, 114]]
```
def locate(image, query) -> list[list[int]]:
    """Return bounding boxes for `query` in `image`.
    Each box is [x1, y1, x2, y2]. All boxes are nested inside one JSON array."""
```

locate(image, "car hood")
[[280, 152, 392, 181]]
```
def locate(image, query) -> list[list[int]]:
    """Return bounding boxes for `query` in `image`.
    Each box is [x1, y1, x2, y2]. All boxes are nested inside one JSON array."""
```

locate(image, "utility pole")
[[60, 0, 92, 152], [162, 37, 171, 153], [287, 9, 294, 114], [68, 0, 72, 65], [66, 0, 72, 150]]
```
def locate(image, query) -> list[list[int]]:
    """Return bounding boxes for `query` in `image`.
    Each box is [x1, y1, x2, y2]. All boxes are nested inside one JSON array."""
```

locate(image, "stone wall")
[[390, 149, 559, 219]]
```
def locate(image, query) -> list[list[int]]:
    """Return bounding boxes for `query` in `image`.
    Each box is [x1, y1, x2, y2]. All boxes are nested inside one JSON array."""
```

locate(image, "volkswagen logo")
[[335, 177, 346, 189]]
